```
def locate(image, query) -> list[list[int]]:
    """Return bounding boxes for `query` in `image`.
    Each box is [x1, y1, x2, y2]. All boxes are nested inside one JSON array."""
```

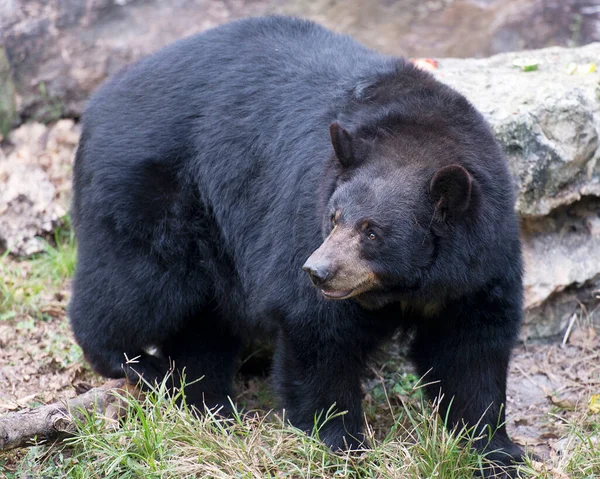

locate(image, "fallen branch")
[[0, 379, 139, 450]]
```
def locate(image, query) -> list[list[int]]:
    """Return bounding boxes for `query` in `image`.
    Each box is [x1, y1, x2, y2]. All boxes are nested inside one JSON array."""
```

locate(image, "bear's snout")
[[302, 225, 378, 300], [302, 260, 333, 287]]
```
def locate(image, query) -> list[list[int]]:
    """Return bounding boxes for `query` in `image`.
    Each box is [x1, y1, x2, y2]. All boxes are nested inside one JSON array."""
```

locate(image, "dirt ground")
[[507, 325, 600, 459]]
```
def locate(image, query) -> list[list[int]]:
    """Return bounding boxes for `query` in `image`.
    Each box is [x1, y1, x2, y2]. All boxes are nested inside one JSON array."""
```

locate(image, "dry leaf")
[[589, 394, 600, 414], [549, 394, 575, 410]]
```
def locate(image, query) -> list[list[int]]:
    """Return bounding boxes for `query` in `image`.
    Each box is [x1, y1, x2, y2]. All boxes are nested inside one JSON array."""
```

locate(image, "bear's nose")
[[302, 263, 331, 287]]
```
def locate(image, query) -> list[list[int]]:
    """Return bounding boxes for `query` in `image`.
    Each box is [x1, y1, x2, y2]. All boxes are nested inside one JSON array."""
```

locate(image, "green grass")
[[34, 82, 66, 124], [0, 250, 46, 320], [550, 413, 600, 478], [31, 216, 77, 283], [0, 217, 76, 320], [5, 370, 599, 479], [5, 378, 562, 479], [0, 216, 82, 371]]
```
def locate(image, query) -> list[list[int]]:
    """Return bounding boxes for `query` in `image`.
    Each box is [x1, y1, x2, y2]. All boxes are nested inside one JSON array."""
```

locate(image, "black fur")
[[70, 16, 524, 475]]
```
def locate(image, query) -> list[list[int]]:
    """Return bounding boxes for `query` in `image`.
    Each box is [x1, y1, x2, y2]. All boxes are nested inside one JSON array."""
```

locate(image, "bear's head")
[[302, 77, 517, 311]]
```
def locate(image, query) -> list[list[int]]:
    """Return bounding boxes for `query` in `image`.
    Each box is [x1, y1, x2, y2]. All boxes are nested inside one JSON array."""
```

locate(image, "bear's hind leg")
[[70, 284, 174, 385], [69, 241, 210, 391], [160, 313, 241, 412]]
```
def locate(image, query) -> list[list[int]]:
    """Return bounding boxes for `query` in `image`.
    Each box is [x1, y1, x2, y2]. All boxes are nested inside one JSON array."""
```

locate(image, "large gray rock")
[[521, 197, 600, 339], [275, 0, 600, 58], [0, 0, 243, 122]]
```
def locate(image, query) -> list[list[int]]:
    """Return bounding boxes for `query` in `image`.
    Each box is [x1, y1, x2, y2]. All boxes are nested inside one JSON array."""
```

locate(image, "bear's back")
[[72, 16, 396, 254]]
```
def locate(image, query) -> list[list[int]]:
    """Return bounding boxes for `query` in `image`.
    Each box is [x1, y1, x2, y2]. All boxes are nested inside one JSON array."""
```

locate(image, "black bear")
[[70, 15, 524, 475]]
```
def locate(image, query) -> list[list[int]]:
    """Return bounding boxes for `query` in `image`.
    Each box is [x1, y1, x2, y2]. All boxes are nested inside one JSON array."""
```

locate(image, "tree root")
[[0, 379, 139, 450]]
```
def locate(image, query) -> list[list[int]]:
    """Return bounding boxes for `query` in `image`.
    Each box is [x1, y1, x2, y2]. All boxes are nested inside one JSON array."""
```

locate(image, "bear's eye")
[[366, 230, 377, 241], [331, 210, 341, 226]]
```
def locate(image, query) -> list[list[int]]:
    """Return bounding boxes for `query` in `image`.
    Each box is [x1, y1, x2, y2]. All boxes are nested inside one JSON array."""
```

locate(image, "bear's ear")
[[430, 164, 472, 220], [330, 122, 357, 168]]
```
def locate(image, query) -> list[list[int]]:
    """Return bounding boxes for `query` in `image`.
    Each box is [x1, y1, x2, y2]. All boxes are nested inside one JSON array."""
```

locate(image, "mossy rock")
[[0, 48, 17, 138]]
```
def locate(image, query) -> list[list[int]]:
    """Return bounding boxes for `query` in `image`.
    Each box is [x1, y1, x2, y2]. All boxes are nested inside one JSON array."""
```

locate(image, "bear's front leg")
[[411, 281, 525, 478], [273, 326, 370, 450]]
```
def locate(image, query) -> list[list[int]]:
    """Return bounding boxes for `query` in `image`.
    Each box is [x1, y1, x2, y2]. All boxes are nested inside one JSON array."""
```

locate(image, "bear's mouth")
[[320, 278, 376, 300], [320, 288, 354, 299]]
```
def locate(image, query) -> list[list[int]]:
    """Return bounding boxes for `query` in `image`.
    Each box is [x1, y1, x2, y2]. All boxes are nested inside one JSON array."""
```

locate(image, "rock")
[[433, 44, 600, 218], [0, 48, 17, 138], [0, 120, 79, 255], [521, 198, 600, 338], [275, 0, 600, 58], [1, 0, 241, 122]]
